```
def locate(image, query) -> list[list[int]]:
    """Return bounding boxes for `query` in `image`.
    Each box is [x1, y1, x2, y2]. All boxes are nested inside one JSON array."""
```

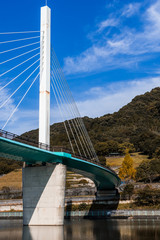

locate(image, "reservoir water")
[[0, 219, 159, 240]]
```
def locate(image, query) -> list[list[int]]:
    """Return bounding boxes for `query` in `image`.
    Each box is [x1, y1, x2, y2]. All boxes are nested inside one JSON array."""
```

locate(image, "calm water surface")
[[0, 219, 159, 240]]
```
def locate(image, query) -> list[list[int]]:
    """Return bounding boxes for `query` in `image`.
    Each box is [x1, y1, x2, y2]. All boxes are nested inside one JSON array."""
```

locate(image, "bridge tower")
[[23, 6, 67, 226], [39, 6, 50, 146]]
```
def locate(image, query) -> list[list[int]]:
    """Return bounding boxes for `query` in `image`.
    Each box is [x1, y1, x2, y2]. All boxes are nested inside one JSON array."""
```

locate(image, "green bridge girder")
[[0, 137, 121, 190]]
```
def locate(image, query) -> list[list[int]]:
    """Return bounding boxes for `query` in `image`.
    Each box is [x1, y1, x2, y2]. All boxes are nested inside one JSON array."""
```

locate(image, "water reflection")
[[23, 225, 64, 240], [0, 220, 22, 240], [0, 219, 159, 240], [64, 219, 160, 240], [118, 219, 160, 240], [64, 219, 121, 240]]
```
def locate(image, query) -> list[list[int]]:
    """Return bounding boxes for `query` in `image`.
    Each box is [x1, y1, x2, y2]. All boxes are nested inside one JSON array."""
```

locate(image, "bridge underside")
[[0, 137, 120, 190]]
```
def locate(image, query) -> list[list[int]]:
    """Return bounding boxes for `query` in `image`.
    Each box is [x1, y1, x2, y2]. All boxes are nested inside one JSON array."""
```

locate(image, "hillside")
[[21, 87, 160, 159], [0, 169, 94, 194], [106, 152, 149, 169], [0, 87, 160, 192], [0, 169, 22, 190]]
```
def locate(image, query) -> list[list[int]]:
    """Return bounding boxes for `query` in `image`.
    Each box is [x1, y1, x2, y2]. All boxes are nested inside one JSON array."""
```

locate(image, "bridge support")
[[23, 164, 66, 226], [94, 189, 120, 210]]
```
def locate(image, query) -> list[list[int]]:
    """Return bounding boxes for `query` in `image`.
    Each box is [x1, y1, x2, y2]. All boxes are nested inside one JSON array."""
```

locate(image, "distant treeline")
[[0, 157, 22, 175]]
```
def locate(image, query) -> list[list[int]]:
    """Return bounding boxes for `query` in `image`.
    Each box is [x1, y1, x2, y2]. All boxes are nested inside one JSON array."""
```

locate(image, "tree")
[[136, 186, 160, 206], [135, 160, 152, 183], [119, 150, 136, 181], [150, 159, 160, 176], [121, 184, 134, 200], [98, 156, 106, 165], [0, 157, 22, 175], [136, 158, 160, 183], [95, 141, 118, 156], [154, 147, 160, 159], [118, 142, 135, 155]]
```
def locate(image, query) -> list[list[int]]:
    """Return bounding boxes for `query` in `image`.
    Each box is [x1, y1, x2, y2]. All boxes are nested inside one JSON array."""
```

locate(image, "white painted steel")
[[39, 6, 51, 145]]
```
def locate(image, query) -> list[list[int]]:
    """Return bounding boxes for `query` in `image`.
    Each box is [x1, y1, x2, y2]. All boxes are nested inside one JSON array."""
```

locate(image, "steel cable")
[[0, 58, 40, 92], [0, 64, 40, 109], [0, 36, 40, 44], [51, 66, 82, 156], [0, 41, 40, 55], [51, 52, 88, 158], [2, 72, 40, 130], [52, 49, 98, 160], [0, 52, 40, 78], [50, 82, 75, 154], [0, 46, 40, 65]]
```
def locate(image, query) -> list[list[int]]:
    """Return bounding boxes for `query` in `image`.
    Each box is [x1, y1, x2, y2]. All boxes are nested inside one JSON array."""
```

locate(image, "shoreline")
[[0, 210, 160, 220]]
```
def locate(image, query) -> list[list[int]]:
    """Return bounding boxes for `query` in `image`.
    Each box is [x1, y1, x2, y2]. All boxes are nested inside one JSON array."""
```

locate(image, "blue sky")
[[0, 0, 160, 134]]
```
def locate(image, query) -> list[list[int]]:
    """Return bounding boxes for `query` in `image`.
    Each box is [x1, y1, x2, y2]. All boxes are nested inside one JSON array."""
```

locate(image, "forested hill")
[[22, 87, 160, 159]]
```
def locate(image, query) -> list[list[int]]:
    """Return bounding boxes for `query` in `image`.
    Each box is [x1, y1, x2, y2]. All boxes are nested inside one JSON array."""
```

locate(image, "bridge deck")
[[0, 135, 121, 190]]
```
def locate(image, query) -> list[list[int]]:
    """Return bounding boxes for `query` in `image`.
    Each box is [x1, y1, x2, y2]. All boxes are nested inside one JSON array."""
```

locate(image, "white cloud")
[[0, 86, 15, 126], [98, 18, 118, 32], [3, 106, 68, 135], [147, 0, 160, 26], [0, 108, 38, 134], [1, 76, 159, 135], [121, 3, 141, 17], [63, 0, 160, 75], [84, 87, 105, 97], [76, 77, 160, 118]]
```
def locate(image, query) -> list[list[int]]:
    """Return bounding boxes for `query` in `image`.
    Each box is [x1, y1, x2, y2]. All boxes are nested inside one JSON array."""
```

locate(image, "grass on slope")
[[0, 153, 148, 191], [0, 169, 93, 191], [0, 169, 22, 191], [106, 152, 149, 169]]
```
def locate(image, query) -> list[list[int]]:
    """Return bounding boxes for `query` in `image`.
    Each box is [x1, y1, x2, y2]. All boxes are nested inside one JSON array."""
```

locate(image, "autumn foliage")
[[119, 150, 136, 181]]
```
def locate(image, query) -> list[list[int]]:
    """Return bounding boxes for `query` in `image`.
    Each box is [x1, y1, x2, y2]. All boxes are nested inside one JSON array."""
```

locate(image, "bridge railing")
[[0, 129, 50, 150], [0, 129, 116, 174]]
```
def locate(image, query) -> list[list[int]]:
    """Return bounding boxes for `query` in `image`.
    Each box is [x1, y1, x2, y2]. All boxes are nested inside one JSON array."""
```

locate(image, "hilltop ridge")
[[21, 87, 160, 160]]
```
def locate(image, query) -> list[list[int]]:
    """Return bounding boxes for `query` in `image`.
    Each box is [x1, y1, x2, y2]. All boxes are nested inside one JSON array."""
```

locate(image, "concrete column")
[[23, 164, 66, 226]]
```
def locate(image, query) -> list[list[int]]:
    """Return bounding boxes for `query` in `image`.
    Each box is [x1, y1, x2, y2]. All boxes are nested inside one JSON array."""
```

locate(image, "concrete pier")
[[23, 164, 66, 226]]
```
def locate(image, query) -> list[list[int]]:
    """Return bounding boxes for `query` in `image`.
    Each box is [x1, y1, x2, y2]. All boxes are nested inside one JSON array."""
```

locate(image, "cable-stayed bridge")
[[0, 6, 120, 226]]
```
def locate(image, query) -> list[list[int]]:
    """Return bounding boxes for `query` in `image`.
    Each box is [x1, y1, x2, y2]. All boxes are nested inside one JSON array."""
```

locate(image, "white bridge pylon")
[[0, 4, 99, 226], [23, 6, 67, 226], [39, 6, 51, 146]]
